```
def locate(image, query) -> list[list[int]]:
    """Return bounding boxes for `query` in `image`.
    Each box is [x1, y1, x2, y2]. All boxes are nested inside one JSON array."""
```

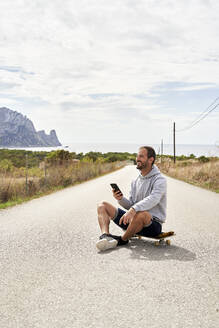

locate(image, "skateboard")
[[134, 231, 175, 246]]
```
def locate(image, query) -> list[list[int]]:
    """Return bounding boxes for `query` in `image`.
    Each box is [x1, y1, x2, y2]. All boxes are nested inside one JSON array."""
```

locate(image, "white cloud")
[[0, 0, 219, 145]]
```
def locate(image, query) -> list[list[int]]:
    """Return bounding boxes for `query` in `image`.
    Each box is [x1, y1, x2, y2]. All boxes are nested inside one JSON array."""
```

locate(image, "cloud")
[[0, 82, 20, 91], [0, 66, 34, 75], [60, 101, 92, 111], [0, 0, 218, 144], [152, 82, 217, 92], [88, 93, 122, 100]]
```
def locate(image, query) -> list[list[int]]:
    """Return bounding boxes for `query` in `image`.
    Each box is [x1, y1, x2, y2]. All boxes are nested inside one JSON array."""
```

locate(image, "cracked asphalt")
[[0, 165, 218, 328]]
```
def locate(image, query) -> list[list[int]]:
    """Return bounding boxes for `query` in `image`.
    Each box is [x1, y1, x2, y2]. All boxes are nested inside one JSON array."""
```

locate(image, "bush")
[[181, 161, 189, 167], [63, 178, 72, 187], [177, 155, 187, 161], [0, 159, 13, 172], [27, 180, 38, 196], [0, 179, 13, 202], [198, 156, 210, 163], [29, 167, 44, 178], [0, 148, 127, 205]]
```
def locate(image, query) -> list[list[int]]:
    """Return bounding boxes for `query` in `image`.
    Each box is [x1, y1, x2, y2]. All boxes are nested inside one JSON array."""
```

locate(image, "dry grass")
[[0, 161, 125, 206], [157, 158, 219, 193]]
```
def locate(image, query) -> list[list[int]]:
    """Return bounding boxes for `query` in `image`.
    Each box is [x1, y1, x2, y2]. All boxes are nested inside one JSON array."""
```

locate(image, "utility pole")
[[25, 154, 28, 195], [173, 122, 176, 164], [44, 161, 47, 183], [161, 138, 163, 163]]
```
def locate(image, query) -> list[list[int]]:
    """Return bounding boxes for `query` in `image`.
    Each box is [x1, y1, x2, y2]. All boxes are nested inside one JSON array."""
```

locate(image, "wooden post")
[[173, 122, 176, 164], [161, 139, 163, 163], [44, 161, 47, 182], [25, 154, 28, 195]]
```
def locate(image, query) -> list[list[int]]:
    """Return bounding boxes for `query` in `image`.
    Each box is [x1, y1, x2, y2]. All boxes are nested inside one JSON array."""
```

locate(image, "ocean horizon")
[[1, 143, 219, 157]]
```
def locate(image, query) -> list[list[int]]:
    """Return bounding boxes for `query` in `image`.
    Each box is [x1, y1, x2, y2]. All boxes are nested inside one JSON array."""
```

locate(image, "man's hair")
[[140, 146, 156, 165]]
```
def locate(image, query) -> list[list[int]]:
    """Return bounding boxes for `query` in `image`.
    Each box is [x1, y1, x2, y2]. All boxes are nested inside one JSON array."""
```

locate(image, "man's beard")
[[136, 160, 148, 170]]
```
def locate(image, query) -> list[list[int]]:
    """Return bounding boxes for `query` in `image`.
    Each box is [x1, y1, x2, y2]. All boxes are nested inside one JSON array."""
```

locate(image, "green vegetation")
[[0, 149, 136, 209], [1, 148, 218, 209], [0, 149, 48, 167], [159, 153, 211, 163], [157, 156, 219, 193], [0, 149, 136, 167]]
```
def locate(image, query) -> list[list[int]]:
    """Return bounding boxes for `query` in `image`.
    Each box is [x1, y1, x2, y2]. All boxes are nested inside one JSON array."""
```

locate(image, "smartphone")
[[110, 183, 123, 194]]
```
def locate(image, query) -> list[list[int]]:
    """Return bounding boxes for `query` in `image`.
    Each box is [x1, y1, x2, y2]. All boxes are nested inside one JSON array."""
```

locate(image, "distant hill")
[[0, 107, 62, 147]]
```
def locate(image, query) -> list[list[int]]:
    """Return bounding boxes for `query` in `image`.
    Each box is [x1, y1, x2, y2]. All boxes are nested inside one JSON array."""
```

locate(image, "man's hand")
[[119, 208, 136, 225], [112, 189, 123, 200]]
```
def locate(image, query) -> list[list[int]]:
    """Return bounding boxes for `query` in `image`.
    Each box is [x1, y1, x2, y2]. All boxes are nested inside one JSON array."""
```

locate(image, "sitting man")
[[96, 146, 167, 251]]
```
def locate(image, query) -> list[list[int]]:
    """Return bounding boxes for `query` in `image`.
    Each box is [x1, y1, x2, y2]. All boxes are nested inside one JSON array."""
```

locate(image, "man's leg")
[[97, 201, 117, 234], [122, 211, 152, 241], [96, 201, 119, 251]]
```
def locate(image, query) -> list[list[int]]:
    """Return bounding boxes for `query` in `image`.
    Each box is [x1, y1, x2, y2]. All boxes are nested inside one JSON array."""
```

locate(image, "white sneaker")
[[96, 234, 118, 251]]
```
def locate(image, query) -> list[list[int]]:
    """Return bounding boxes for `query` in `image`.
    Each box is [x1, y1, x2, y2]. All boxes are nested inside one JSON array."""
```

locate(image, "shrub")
[[27, 180, 38, 196], [0, 159, 13, 172], [0, 158, 126, 205], [181, 162, 189, 167], [63, 178, 72, 187], [177, 155, 187, 161], [0, 179, 12, 202], [198, 156, 210, 163], [28, 167, 44, 178]]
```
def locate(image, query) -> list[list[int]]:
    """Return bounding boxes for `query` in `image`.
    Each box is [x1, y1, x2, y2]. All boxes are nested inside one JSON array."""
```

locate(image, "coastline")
[[1, 143, 219, 157]]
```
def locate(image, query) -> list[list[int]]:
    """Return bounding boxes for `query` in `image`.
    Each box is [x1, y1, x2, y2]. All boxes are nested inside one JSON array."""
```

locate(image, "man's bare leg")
[[97, 201, 117, 234], [96, 202, 119, 251], [122, 211, 152, 241]]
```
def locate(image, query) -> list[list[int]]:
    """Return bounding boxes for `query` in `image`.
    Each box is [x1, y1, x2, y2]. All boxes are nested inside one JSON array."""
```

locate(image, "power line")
[[191, 96, 219, 122], [177, 103, 219, 132], [176, 97, 219, 132]]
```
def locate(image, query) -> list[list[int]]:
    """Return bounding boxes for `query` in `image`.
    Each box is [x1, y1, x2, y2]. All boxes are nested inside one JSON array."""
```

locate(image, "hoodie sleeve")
[[118, 181, 135, 210], [132, 177, 166, 212]]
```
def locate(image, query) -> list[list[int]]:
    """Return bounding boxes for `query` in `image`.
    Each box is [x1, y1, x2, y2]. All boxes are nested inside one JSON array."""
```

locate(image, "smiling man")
[[96, 146, 167, 251]]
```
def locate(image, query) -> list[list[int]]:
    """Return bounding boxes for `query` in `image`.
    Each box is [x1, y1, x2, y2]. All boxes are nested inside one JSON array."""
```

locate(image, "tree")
[[0, 159, 13, 172], [46, 150, 72, 165]]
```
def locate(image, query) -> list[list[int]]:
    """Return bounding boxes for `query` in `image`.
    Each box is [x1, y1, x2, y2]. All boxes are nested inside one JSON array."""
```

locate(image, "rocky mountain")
[[0, 107, 62, 147]]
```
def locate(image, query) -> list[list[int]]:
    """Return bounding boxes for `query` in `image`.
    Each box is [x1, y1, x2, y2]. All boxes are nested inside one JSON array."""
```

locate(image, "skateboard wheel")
[[154, 241, 159, 246], [166, 240, 171, 245]]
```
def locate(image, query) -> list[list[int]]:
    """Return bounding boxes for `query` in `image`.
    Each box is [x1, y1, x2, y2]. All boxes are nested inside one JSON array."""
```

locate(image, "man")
[[96, 146, 167, 251]]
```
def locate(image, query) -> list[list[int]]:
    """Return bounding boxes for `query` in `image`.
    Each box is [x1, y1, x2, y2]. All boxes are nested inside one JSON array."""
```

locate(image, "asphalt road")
[[0, 165, 218, 328]]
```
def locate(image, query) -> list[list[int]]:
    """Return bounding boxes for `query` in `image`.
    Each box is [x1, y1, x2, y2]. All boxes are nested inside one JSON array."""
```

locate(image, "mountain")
[[0, 107, 62, 147]]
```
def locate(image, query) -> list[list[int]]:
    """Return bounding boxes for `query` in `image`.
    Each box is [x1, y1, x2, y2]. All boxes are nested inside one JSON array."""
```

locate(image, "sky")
[[0, 0, 219, 146]]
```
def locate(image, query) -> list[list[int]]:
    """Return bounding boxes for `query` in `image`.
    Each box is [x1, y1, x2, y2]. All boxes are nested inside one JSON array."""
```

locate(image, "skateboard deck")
[[134, 231, 175, 246]]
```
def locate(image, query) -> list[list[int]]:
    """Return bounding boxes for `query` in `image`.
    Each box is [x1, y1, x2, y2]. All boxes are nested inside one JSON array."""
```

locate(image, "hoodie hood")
[[139, 164, 161, 179]]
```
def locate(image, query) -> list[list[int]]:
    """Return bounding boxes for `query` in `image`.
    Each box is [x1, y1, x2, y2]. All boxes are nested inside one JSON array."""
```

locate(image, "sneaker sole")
[[96, 238, 118, 251]]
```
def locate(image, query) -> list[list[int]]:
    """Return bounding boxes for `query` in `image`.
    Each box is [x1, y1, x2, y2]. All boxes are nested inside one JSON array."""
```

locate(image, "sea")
[[2, 143, 219, 157]]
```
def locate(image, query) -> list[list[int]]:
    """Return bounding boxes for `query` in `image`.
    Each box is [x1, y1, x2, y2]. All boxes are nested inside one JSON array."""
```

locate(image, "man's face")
[[136, 148, 150, 170]]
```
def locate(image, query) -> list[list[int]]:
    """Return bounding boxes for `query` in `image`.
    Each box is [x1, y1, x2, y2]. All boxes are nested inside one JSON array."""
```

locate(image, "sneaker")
[[96, 234, 129, 251], [110, 234, 129, 246], [96, 233, 118, 251]]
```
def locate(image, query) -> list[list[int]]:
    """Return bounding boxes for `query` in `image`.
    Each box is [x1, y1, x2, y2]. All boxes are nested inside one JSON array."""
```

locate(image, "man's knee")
[[133, 211, 151, 226], [97, 201, 116, 219], [97, 201, 108, 212]]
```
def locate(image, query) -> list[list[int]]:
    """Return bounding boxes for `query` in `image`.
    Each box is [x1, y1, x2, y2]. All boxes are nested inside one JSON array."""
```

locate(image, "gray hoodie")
[[118, 165, 167, 223]]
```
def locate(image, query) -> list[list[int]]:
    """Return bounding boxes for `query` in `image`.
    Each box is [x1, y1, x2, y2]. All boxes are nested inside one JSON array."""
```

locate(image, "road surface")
[[0, 165, 218, 328]]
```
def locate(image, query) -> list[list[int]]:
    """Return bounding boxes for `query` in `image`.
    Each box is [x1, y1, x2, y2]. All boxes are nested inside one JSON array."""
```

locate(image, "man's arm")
[[112, 186, 136, 225], [119, 207, 136, 225], [118, 197, 132, 210], [112, 180, 135, 210], [118, 181, 135, 210], [112, 191, 132, 210], [132, 177, 166, 212]]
